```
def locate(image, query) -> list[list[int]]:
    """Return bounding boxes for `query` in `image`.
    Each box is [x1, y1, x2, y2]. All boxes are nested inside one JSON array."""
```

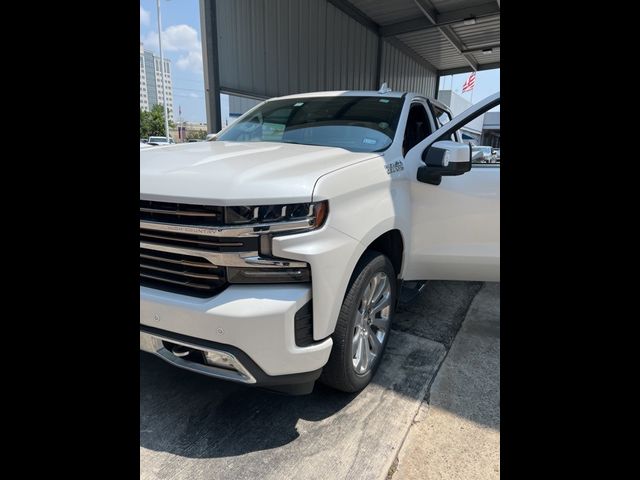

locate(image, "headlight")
[[224, 201, 328, 230], [225, 201, 328, 284]]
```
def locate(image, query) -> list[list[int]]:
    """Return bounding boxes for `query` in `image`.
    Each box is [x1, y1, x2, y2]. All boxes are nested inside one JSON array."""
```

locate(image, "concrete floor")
[[140, 281, 499, 480], [393, 283, 500, 480]]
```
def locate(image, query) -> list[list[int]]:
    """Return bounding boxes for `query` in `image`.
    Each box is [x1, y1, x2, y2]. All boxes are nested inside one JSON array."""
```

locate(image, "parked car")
[[147, 136, 175, 145], [140, 90, 500, 395], [471, 145, 493, 163]]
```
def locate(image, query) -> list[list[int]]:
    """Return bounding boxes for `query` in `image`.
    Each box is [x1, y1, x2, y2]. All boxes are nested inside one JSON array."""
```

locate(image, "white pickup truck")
[[140, 89, 500, 394]]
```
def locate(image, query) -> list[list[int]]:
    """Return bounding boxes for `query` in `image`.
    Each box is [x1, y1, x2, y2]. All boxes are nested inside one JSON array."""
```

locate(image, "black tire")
[[320, 250, 397, 393]]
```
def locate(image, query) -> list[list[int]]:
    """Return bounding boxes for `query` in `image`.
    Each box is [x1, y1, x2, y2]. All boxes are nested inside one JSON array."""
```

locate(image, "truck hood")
[[140, 141, 377, 204]]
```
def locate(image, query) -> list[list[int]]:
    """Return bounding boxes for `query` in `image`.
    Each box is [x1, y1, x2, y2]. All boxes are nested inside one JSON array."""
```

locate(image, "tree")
[[140, 104, 175, 139], [186, 129, 208, 141]]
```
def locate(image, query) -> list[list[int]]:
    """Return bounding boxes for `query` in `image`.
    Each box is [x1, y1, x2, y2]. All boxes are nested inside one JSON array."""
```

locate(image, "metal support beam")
[[375, 36, 383, 88], [200, 0, 221, 133], [461, 43, 501, 54], [413, 0, 478, 71], [438, 62, 500, 76], [381, 3, 500, 37], [325, 0, 380, 34], [437, 2, 500, 25]]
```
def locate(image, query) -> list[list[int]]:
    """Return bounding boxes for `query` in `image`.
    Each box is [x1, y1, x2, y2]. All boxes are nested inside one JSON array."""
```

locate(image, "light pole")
[[156, 0, 170, 142]]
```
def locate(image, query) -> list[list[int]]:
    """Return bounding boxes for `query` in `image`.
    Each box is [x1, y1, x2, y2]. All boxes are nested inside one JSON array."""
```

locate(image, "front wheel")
[[320, 251, 396, 393]]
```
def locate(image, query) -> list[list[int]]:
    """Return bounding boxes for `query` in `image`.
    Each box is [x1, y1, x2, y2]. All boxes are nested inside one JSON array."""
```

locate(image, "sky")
[[438, 68, 500, 111], [140, 0, 207, 123]]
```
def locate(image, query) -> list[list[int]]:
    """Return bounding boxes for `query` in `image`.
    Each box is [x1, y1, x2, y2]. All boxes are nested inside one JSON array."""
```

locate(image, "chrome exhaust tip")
[[171, 345, 191, 357]]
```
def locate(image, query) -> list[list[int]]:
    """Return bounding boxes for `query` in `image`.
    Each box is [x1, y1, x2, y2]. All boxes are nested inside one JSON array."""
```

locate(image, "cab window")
[[403, 103, 431, 156], [431, 105, 456, 141]]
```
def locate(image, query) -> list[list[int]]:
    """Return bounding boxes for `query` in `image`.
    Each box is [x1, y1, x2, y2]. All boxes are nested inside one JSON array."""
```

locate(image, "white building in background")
[[140, 42, 174, 120], [437, 90, 484, 145]]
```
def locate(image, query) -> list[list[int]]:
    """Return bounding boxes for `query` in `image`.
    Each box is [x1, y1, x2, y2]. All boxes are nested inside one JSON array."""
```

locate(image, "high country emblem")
[[385, 161, 404, 175]]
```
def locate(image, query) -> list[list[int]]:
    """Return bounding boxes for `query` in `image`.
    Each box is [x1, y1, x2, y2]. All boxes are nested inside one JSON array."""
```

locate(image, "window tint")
[[403, 103, 431, 156]]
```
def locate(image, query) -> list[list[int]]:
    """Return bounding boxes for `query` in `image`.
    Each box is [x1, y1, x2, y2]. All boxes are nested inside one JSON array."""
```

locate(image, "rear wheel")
[[320, 251, 396, 393]]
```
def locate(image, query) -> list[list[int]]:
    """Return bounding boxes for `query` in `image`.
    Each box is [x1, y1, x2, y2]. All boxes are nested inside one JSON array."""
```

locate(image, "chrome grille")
[[140, 248, 226, 297], [139, 201, 248, 296], [140, 200, 310, 297], [139, 200, 224, 226]]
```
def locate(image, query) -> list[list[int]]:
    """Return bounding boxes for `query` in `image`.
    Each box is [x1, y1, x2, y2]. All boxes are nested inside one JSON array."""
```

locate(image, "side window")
[[431, 105, 457, 141], [433, 108, 451, 128], [403, 103, 431, 156]]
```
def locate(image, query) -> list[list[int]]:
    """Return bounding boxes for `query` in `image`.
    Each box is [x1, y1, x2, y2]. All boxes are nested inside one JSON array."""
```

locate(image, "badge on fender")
[[385, 161, 404, 175]]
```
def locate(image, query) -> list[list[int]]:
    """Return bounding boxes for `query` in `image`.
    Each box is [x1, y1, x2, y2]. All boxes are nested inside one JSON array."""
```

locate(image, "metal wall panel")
[[216, 0, 381, 98], [379, 39, 437, 98], [208, 0, 440, 128]]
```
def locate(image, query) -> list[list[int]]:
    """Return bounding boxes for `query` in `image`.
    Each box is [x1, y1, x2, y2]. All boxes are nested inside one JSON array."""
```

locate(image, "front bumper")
[[140, 325, 324, 394], [140, 283, 333, 379]]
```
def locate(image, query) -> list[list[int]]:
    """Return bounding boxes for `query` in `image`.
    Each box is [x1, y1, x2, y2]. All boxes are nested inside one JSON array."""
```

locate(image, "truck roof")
[[271, 90, 407, 100]]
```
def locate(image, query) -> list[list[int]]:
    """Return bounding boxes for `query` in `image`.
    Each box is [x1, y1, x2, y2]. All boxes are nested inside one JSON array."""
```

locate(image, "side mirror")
[[417, 141, 471, 185], [206, 133, 218, 141]]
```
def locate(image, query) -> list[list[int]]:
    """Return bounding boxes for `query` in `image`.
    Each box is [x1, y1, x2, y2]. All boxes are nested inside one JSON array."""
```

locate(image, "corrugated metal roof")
[[348, 0, 424, 25], [451, 16, 500, 47], [430, 0, 493, 13], [346, 0, 500, 73]]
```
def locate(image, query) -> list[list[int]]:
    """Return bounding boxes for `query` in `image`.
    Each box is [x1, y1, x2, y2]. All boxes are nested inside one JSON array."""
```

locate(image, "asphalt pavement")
[[140, 280, 497, 480]]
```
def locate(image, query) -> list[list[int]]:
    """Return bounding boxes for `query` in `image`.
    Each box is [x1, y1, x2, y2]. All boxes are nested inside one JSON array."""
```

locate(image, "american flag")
[[462, 72, 476, 93]]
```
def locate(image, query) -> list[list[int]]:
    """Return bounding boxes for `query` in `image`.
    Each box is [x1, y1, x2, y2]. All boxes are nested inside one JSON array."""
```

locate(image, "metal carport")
[[199, 0, 500, 132]]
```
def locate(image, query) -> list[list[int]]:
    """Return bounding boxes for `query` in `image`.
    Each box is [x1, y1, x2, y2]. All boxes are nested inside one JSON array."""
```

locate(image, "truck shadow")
[[140, 352, 357, 458]]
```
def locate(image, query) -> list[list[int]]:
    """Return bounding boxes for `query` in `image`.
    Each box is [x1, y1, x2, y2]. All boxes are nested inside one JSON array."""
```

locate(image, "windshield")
[[149, 137, 169, 142], [217, 96, 404, 152]]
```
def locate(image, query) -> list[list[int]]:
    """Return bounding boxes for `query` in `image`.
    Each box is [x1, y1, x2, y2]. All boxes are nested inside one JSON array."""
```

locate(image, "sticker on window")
[[293, 102, 304, 107], [362, 138, 377, 145], [379, 99, 390, 103]]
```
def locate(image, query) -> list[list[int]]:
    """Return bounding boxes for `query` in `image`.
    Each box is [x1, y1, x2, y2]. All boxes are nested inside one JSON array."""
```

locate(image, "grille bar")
[[140, 231, 243, 248], [140, 273, 214, 290], [140, 247, 227, 297], [139, 200, 224, 227], [139, 252, 215, 269], [140, 207, 219, 217], [140, 262, 222, 280]]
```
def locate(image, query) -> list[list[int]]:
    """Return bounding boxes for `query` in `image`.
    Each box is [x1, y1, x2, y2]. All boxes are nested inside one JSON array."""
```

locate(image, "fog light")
[[204, 351, 238, 371]]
